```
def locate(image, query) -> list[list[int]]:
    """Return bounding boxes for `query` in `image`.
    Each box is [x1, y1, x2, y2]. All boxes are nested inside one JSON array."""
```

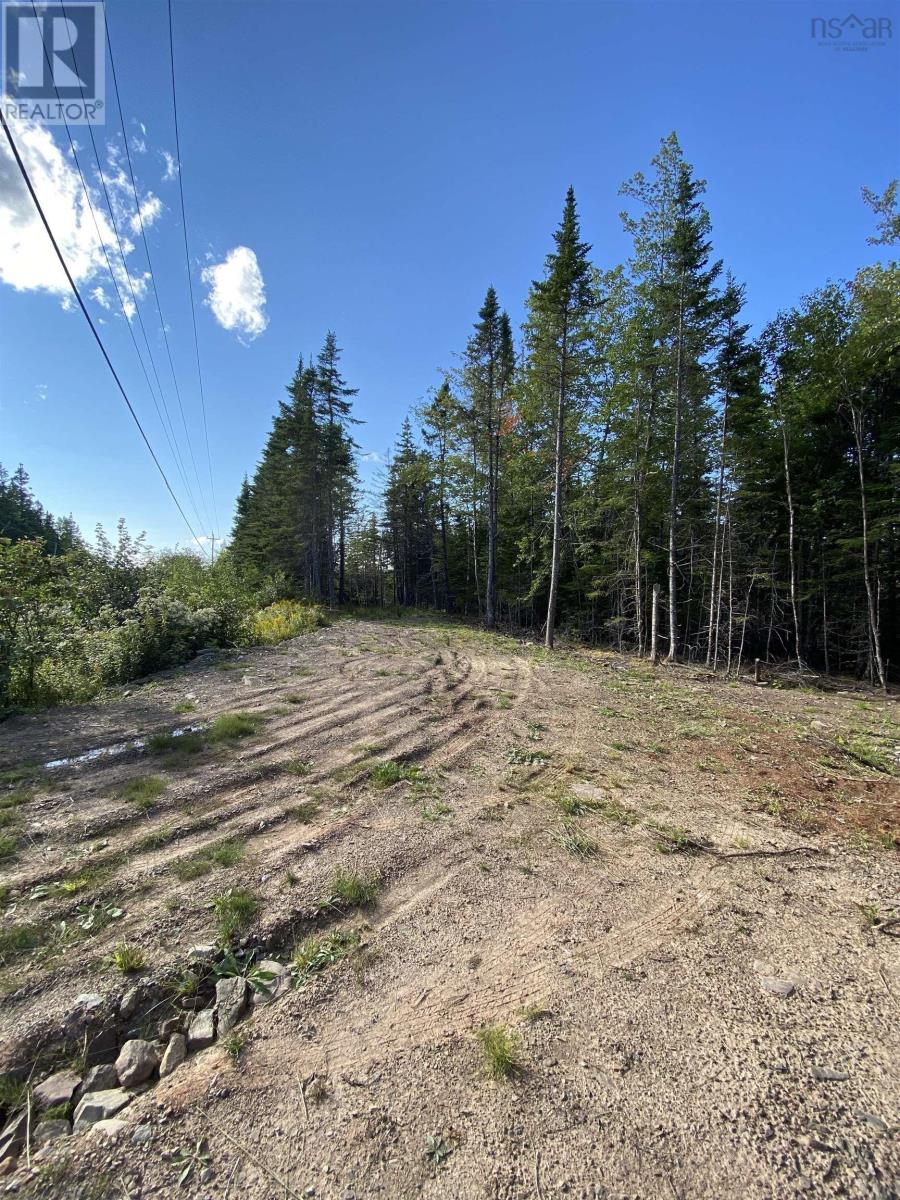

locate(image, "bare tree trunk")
[[706, 398, 728, 665], [850, 405, 886, 690], [667, 274, 686, 661], [545, 324, 568, 650], [780, 417, 801, 666], [650, 582, 660, 665]]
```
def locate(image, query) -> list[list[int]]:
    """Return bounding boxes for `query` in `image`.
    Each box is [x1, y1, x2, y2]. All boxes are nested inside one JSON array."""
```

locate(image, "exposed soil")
[[0, 616, 898, 1199]]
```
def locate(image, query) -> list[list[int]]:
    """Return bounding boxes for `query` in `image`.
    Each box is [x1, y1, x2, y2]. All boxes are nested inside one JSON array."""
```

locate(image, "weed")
[[173, 701, 197, 715], [172, 856, 212, 882], [731, 835, 751, 850], [0, 789, 30, 810], [107, 942, 145, 973], [209, 712, 265, 742], [369, 760, 424, 789], [424, 1134, 453, 1166], [505, 747, 549, 767], [836, 735, 897, 775], [292, 930, 361, 982], [477, 1024, 522, 1079], [555, 821, 598, 859], [520, 1002, 552, 1022], [285, 693, 307, 705], [76, 899, 124, 931], [148, 731, 206, 757], [321, 867, 380, 910], [209, 840, 245, 868], [651, 823, 708, 854], [0, 834, 18, 862], [172, 968, 200, 998], [212, 888, 258, 940], [0, 809, 19, 829], [119, 775, 167, 806], [0, 923, 44, 965], [222, 1028, 248, 1063], [421, 800, 453, 822], [212, 948, 279, 996], [41, 1102, 71, 1121], [134, 825, 175, 852], [0, 1076, 26, 1115], [281, 757, 313, 776], [173, 838, 245, 880], [859, 903, 881, 927], [172, 1139, 212, 1187], [496, 693, 513, 710]]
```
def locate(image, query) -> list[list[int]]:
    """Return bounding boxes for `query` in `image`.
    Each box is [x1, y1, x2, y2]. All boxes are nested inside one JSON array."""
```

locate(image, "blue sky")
[[1, 0, 897, 554]]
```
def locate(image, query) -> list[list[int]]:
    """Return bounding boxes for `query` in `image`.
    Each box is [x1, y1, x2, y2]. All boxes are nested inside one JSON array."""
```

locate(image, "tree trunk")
[[780, 417, 801, 666], [545, 323, 568, 650], [851, 405, 886, 690], [650, 582, 660, 665], [667, 273, 686, 661], [706, 397, 728, 666]]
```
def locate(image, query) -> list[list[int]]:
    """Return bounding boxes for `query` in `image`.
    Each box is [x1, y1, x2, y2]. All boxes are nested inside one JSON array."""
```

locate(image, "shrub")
[[477, 1025, 521, 1078], [245, 600, 326, 646]]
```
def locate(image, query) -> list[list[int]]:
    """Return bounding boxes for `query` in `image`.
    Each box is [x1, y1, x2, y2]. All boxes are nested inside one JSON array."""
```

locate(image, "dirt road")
[[1, 617, 897, 1198]]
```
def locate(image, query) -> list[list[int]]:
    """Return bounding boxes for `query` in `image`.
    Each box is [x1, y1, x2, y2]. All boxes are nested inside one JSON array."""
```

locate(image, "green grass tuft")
[[119, 775, 167, 805], [369, 760, 424, 789], [212, 888, 258, 940], [208, 712, 266, 742], [107, 942, 145, 973], [292, 930, 360, 981], [321, 867, 380, 910], [477, 1024, 522, 1079]]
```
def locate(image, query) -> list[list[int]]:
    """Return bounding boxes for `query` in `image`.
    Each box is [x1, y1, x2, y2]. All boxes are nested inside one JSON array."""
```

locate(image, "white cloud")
[[161, 150, 177, 181], [0, 116, 148, 316], [131, 136, 147, 155], [0, 114, 116, 296], [129, 192, 162, 234], [201, 246, 268, 341]]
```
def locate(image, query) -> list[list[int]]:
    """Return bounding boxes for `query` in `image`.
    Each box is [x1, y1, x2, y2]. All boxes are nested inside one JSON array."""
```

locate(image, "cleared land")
[[0, 616, 898, 1199]]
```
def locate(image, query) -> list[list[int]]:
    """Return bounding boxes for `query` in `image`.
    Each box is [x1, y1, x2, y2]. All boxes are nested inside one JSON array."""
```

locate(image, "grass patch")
[[0, 789, 31, 810], [212, 888, 258, 940], [555, 821, 598, 859], [208, 712, 266, 742], [476, 1024, 522, 1079], [651, 823, 708, 854], [172, 838, 245, 880], [284, 800, 320, 823], [421, 800, 453, 822], [836, 736, 897, 776], [292, 929, 361, 982], [173, 701, 197, 715], [119, 775, 167, 806], [284, 693, 307, 705], [107, 942, 145, 973], [0, 833, 18, 862], [281, 758, 313, 776], [148, 731, 206, 757], [0, 1076, 27, 1116], [320, 867, 380, 910], [222, 1029, 249, 1063], [369, 760, 424, 789]]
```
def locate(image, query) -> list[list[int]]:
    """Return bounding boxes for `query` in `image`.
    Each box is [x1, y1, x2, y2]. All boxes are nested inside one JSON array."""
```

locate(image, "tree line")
[[232, 134, 899, 686]]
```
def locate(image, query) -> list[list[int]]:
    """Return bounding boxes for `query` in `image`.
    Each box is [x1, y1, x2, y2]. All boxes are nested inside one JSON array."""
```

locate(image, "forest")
[[231, 135, 900, 687]]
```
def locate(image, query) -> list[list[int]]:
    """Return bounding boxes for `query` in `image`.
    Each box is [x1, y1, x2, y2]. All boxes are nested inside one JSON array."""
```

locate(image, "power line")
[[55, 0, 213, 539], [102, 1, 217, 539], [167, 0, 219, 555], [0, 108, 210, 558]]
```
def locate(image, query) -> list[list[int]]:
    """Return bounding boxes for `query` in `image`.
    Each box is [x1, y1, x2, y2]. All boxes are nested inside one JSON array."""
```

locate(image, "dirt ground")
[[1, 615, 898, 1200]]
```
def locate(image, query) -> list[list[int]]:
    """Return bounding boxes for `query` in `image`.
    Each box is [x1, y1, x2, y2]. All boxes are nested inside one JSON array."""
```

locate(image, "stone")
[[159, 1017, 183, 1040], [33, 1120, 70, 1146], [812, 1066, 850, 1082], [72, 1087, 132, 1130], [759, 977, 796, 998], [252, 961, 290, 1005], [73, 993, 104, 1012], [159, 1033, 187, 1079], [33, 1069, 81, 1110], [114, 1040, 159, 1087], [0, 1113, 27, 1161], [77, 1064, 119, 1098], [119, 987, 141, 1020], [90, 1119, 128, 1140], [131, 1125, 153, 1146], [215, 976, 247, 1035], [188, 1007, 216, 1050]]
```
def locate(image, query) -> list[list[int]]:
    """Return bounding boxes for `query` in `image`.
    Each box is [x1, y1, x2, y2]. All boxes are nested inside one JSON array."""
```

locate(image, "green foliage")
[[476, 1024, 522, 1078], [369, 760, 424, 788], [212, 888, 258, 940], [107, 942, 145, 973], [208, 711, 266, 741], [321, 867, 380, 910], [118, 775, 167, 806], [245, 599, 325, 644], [212, 948, 279, 996], [291, 930, 360, 982]]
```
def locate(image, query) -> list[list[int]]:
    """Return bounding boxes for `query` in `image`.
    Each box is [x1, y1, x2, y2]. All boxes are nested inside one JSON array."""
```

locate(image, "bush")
[[244, 600, 326, 645]]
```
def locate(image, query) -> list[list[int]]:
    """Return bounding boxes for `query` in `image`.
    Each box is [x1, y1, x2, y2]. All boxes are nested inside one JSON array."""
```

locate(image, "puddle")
[[44, 725, 205, 770]]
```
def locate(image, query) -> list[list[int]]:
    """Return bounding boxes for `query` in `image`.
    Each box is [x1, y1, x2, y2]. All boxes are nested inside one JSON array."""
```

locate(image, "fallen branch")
[[202, 1112, 305, 1200]]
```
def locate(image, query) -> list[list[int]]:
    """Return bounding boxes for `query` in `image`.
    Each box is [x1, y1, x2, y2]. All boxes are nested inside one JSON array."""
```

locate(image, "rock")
[[0, 1156, 16, 1177], [812, 1066, 850, 1082], [72, 1088, 132, 1130], [188, 944, 217, 961], [188, 1007, 216, 1050], [115, 1040, 158, 1087], [159, 1033, 187, 1079], [215, 976, 247, 1035], [119, 987, 141, 1020], [131, 1125, 153, 1146], [73, 993, 104, 1012], [33, 1120, 70, 1146], [0, 1113, 27, 1162], [252, 961, 290, 1005], [159, 1017, 183, 1040], [759, 977, 796, 998], [90, 1119, 129, 1140], [33, 1069, 81, 1110], [200, 1168, 213, 1184], [77, 1064, 119, 1098]]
